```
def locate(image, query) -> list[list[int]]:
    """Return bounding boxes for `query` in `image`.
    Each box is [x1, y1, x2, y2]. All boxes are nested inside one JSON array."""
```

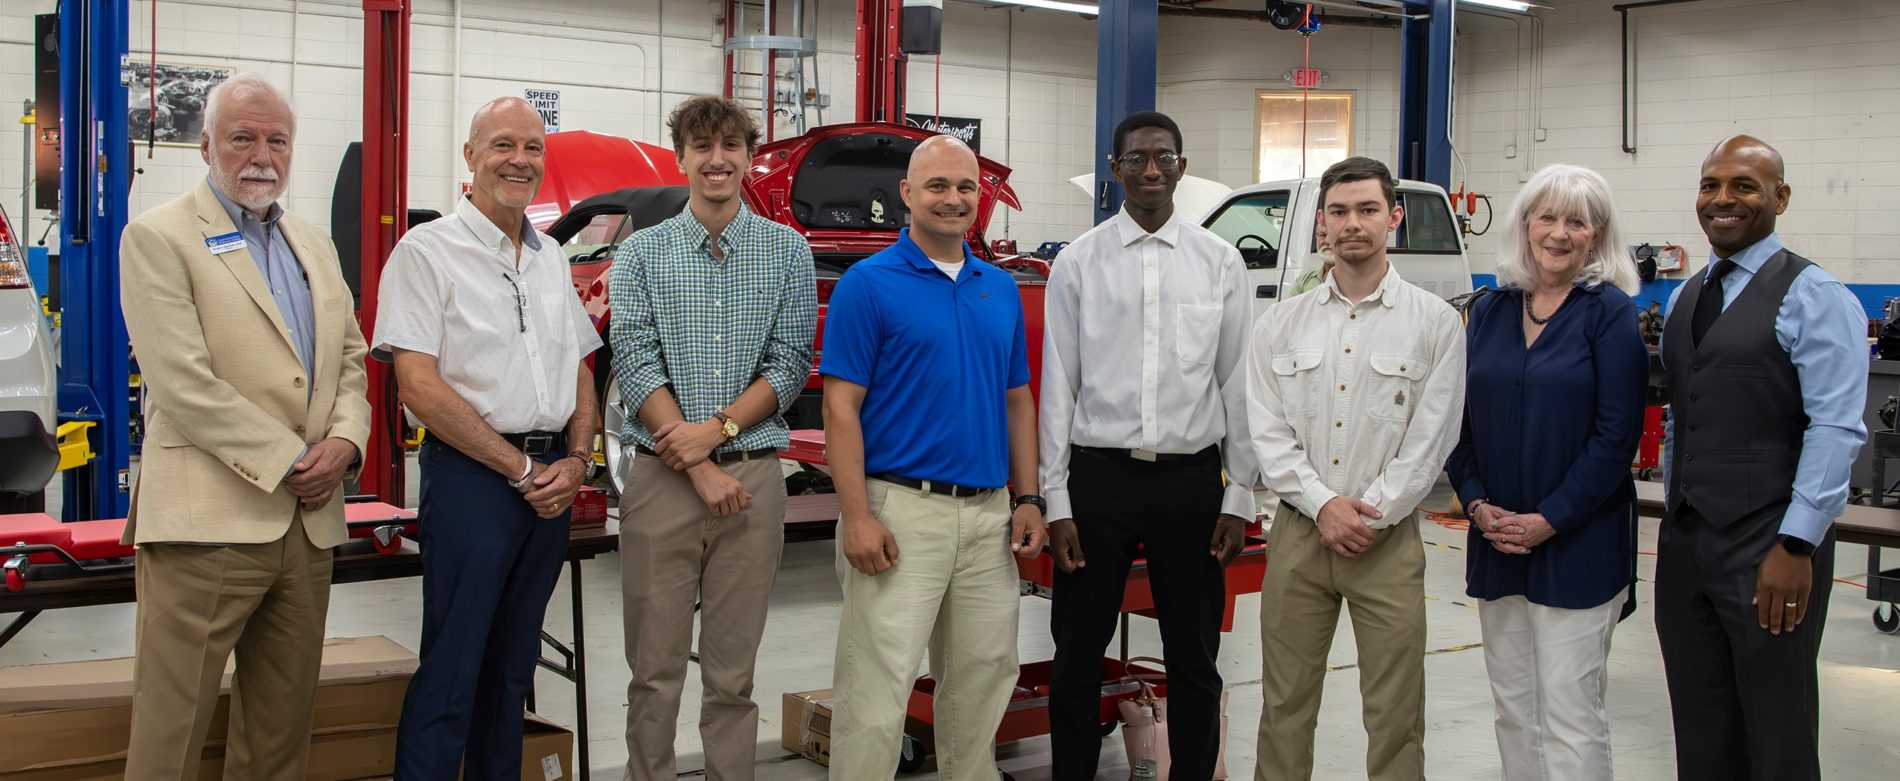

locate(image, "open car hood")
[[528, 130, 687, 232], [743, 122, 1020, 258]]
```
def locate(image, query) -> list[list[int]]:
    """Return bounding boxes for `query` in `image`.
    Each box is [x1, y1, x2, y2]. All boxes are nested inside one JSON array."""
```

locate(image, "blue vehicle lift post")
[[1398, 0, 1456, 189], [56, 0, 132, 522], [1092, 0, 1158, 225]]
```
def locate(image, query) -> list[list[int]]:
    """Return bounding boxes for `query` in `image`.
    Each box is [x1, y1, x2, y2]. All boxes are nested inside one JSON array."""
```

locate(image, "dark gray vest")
[[1662, 249, 1812, 528]]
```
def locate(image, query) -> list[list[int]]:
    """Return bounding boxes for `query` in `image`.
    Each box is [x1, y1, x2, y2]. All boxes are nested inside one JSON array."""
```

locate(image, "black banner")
[[34, 14, 60, 212], [903, 113, 981, 154]]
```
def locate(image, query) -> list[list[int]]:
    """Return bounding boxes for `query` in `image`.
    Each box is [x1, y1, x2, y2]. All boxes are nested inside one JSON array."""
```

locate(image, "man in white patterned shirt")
[[1039, 111, 1256, 780], [1245, 156, 1466, 781]]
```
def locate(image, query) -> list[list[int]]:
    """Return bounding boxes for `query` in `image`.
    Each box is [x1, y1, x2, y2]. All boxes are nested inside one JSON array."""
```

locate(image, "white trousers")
[[828, 481, 1021, 781], [1478, 587, 1628, 781]]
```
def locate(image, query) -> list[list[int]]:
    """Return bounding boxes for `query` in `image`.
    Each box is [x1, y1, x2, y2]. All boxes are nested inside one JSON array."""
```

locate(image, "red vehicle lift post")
[[855, 0, 906, 123], [357, 0, 411, 504]]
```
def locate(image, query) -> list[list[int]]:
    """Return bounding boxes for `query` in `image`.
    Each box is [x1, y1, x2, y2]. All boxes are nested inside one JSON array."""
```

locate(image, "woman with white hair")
[[1444, 163, 1648, 779]]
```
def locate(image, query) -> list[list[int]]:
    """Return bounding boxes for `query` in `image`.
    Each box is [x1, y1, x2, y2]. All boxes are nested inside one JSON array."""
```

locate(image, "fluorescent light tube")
[[986, 0, 1100, 14], [1460, 0, 1540, 12]]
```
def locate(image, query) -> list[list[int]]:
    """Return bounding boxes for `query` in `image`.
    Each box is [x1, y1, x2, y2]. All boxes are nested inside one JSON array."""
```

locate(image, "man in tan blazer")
[[118, 72, 370, 780]]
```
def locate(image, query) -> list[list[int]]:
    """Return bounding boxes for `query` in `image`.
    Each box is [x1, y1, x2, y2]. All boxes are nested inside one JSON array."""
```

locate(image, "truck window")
[[1205, 191, 1290, 270], [1393, 190, 1462, 253]]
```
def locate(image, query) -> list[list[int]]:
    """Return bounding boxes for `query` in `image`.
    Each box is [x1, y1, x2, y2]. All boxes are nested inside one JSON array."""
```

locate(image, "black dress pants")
[[1655, 503, 1834, 781], [1049, 446, 1228, 781]]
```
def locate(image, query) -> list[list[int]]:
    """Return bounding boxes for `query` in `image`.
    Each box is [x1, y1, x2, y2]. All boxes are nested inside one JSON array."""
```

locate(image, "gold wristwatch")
[[713, 410, 740, 441]]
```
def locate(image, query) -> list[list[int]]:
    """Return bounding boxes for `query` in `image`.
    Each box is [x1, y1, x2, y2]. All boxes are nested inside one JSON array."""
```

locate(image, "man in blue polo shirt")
[[820, 135, 1047, 780]]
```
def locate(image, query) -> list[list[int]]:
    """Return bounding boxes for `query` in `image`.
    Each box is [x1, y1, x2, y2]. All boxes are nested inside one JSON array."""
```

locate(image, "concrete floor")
[[8, 460, 1900, 779]]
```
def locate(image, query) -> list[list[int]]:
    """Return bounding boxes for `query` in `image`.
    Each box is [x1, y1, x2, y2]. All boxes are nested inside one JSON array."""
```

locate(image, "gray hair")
[[1493, 164, 1640, 295], [203, 72, 297, 138]]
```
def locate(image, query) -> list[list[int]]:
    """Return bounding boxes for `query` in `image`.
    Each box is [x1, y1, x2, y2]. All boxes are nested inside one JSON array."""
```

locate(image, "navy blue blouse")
[[1445, 284, 1648, 610]]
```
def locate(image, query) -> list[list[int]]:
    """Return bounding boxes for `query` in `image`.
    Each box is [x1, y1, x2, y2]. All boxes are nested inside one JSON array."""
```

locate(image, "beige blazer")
[[119, 180, 371, 548]]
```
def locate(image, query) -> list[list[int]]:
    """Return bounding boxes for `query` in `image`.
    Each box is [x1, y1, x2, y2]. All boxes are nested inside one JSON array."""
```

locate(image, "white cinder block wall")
[[0, 0, 1100, 247], [1453, 0, 1900, 285], [1160, 17, 1402, 190], [5, 0, 1895, 273]]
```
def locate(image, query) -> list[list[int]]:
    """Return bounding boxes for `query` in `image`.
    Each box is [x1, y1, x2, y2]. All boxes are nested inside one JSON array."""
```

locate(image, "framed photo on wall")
[[122, 60, 233, 145]]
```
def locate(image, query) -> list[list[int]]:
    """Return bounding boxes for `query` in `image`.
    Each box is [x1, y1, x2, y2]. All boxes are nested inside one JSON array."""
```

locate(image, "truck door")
[[1203, 189, 1293, 322]]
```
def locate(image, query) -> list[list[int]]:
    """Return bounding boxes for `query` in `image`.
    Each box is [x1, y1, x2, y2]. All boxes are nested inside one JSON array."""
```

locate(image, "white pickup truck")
[[1201, 177, 1474, 320]]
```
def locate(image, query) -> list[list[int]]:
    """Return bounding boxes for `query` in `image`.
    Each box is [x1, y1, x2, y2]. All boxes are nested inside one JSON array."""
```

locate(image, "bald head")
[[1697, 134, 1791, 256], [469, 97, 542, 143], [902, 135, 983, 250], [1705, 135, 1785, 182], [908, 135, 979, 181]]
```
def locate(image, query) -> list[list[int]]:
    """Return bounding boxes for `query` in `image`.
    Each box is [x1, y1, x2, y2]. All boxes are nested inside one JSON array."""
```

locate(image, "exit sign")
[[1293, 68, 1322, 88]]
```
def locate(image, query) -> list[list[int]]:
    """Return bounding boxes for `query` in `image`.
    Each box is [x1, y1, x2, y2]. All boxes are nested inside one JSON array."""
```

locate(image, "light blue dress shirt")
[[1662, 233, 1870, 545], [208, 177, 317, 386]]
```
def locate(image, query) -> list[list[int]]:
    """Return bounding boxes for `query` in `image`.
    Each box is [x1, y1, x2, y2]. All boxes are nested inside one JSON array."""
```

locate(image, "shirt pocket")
[[540, 291, 577, 347], [1175, 303, 1223, 366], [1366, 352, 1425, 424], [1270, 349, 1324, 421]]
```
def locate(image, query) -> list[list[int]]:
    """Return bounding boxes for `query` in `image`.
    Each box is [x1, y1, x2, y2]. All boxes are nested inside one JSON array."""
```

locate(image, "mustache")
[[236, 165, 279, 183]]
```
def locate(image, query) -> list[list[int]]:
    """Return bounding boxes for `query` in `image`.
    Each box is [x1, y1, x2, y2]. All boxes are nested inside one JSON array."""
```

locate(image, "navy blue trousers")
[[395, 440, 570, 780]]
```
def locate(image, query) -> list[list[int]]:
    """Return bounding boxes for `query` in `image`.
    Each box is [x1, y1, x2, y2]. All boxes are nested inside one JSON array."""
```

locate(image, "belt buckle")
[[522, 433, 554, 455], [1130, 448, 1159, 462]]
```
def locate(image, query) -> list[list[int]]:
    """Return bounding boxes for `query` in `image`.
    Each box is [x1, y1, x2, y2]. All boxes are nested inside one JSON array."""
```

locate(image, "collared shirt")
[[1038, 207, 1259, 522], [1661, 233, 1868, 545], [371, 195, 602, 433], [608, 203, 817, 453], [1246, 264, 1466, 528], [208, 177, 315, 387], [820, 230, 1030, 488]]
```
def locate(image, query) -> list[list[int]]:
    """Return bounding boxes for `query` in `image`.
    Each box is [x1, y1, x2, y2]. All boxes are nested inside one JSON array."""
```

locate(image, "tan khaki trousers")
[[1256, 503, 1426, 781], [828, 480, 1020, 781], [620, 454, 786, 781], [126, 512, 334, 781]]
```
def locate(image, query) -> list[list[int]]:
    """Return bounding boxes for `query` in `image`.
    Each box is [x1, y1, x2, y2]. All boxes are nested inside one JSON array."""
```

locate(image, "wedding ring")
[[1784, 602, 1798, 608]]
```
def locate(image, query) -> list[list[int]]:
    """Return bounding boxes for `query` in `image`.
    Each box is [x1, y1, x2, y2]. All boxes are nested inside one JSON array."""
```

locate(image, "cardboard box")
[[0, 635, 416, 780], [520, 712, 576, 781], [336, 712, 575, 781], [780, 689, 834, 767]]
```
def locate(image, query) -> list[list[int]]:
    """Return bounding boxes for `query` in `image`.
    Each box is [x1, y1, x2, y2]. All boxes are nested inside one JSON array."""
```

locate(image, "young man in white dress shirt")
[[1245, 156, 1466, 781], [1039, 111, 1257, 781]]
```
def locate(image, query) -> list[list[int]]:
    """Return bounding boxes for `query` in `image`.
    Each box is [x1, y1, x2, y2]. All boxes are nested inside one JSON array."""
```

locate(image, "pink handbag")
[[1116, 656, 1228, 780]]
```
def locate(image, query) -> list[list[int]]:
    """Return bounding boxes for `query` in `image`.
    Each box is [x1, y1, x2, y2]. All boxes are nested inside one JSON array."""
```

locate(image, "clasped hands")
[[1467, 501, 1554, 555], [652, 418, 751, 518]]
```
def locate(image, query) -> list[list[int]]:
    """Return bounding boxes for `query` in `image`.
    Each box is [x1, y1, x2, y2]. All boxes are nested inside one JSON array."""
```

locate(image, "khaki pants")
[[126, 513, 334, 781], [828, 480, 1020, 781], [1256, 504, 1426, 781], [620, 454, 786, 781]]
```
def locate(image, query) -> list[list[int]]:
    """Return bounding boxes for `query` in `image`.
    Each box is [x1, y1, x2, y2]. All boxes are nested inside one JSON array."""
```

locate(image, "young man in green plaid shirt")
[[608, 96, 817, 781]]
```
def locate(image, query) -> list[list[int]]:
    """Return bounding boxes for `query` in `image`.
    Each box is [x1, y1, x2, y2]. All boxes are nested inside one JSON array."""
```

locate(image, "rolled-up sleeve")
[[608, 238, 672, 412], [759, 241, 819, 412]]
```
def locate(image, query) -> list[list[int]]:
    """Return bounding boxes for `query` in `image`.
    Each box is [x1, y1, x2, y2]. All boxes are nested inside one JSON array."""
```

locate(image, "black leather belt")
[[500, 431, 567, 456], [635, 444, 779, 464], [869, 473, 998, 498], [1075, 444, 1219, 463]]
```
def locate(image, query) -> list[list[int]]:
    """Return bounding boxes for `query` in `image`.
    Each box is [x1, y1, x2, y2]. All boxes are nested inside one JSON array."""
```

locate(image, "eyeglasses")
[[1112, 152, 1183, 172], [503, 273, 527, 333]]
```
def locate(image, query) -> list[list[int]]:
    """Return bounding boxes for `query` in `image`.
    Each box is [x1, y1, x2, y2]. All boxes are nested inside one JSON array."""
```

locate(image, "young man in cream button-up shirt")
[[1246, 157, 1466, 781]]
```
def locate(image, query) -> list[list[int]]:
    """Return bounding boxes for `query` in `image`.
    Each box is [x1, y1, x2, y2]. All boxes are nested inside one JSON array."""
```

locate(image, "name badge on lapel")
[[205, 231, 248, 255]]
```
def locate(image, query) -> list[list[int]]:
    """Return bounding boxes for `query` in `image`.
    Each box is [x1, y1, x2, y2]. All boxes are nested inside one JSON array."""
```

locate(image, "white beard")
[[212, 161, 286, 213]]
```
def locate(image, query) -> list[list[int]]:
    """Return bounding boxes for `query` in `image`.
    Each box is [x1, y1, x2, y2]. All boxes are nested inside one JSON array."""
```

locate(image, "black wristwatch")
[[1778, 534, 1816, 557], [1012, 493, 1047, 517]]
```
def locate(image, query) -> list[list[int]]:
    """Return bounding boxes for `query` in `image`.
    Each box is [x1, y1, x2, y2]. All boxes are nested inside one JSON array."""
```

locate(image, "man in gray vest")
[[1656, 135, 1867, 781]]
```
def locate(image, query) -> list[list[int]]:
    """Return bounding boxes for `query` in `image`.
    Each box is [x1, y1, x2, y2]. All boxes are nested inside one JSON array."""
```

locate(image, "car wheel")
[[602, 369, 629, 498]]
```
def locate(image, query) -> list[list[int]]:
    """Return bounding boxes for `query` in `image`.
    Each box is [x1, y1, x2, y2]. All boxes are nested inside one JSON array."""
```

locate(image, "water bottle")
[[1131, 759, 1159, 779]]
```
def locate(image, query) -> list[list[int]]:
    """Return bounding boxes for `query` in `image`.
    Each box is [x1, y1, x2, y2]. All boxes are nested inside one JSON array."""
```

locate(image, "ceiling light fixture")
[[984, 0, 1099, 15], [1459, 0, 1543, 13]]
